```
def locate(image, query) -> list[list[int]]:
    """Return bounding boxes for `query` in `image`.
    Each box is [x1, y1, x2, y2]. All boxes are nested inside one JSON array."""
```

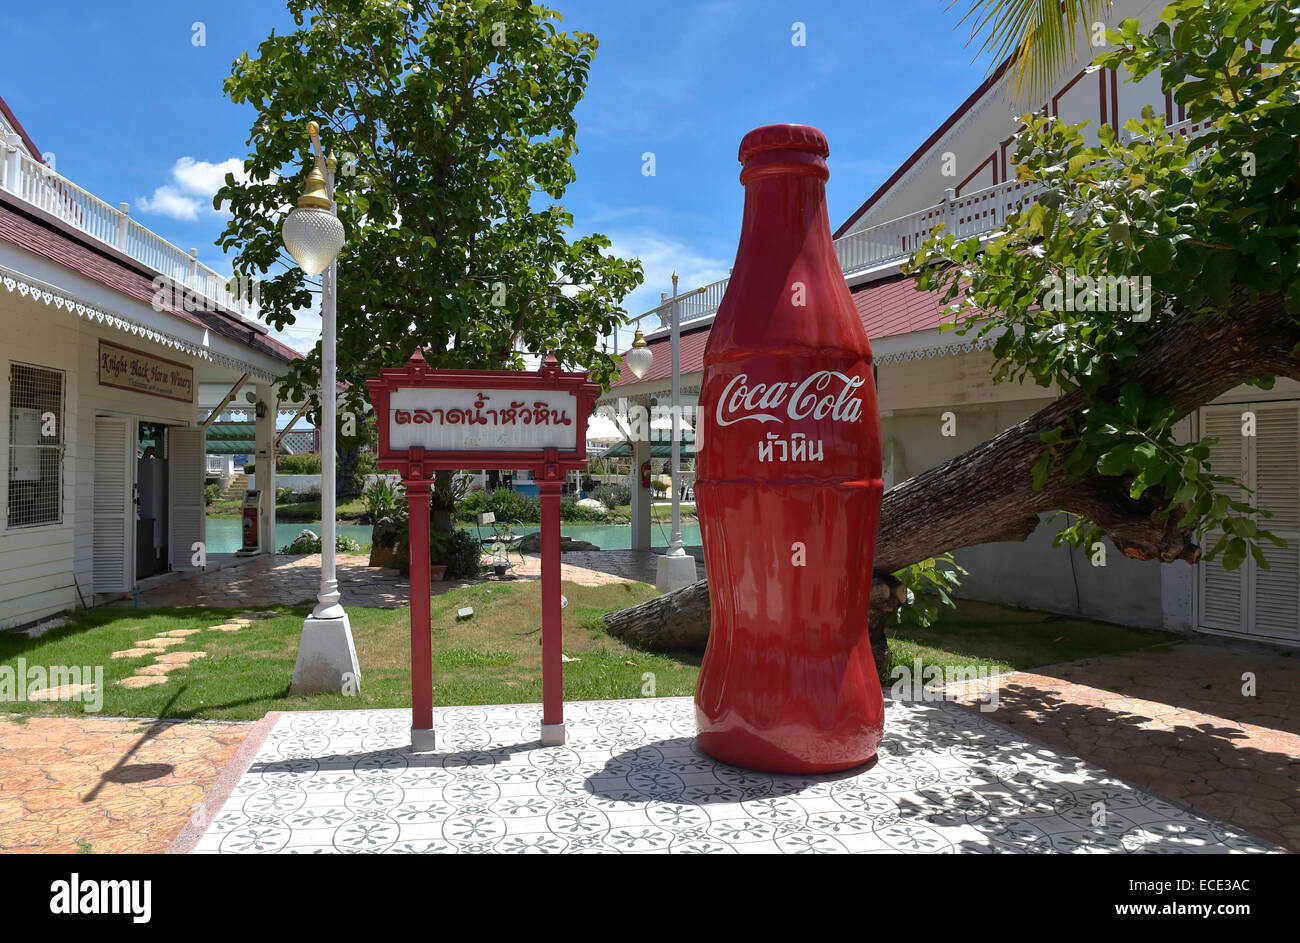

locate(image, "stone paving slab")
[[0, 715, 251, 854], [185, 698, 1276, 854], [132, 550, 690, 609]]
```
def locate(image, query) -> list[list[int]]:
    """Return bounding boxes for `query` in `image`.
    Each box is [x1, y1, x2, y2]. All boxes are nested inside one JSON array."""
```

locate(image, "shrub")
[[560, 500, 607, 522], [278, 452, 323, 474], [279, 531, 363, 554], [591, 483, 630, 509], [244, 463, 256, 474], [456, 488, 541, 524], [431, 528, 483, 579], [364, 477, 406, 522], [276, 487, 295, 505], [204, 483, 221, 506]]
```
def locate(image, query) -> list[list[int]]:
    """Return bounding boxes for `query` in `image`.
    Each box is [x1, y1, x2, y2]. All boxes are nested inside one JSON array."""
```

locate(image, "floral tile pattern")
[[190, 698, 1276, 854]]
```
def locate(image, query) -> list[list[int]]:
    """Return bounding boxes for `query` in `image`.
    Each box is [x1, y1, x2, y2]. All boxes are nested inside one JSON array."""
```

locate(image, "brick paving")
[[0, 715, 249, 854], [947, 636, 1300, 852]]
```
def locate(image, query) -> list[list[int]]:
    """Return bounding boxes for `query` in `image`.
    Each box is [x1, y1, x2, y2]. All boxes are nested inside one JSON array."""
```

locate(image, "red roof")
[[611, 324, 712, 388], [610, 273, 949, 386], [851, 270, 950, 338], [0, 94, 46, 166], [0, 191, 300, 365]]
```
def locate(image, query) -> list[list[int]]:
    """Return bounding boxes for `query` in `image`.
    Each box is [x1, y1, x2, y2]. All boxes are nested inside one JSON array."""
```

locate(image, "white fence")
[[0, 136, 257, 317]]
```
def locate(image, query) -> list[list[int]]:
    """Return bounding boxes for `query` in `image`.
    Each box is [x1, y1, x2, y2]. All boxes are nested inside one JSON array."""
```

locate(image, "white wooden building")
[[603, 0, 1298, 646], [0, 96, 301, 628]]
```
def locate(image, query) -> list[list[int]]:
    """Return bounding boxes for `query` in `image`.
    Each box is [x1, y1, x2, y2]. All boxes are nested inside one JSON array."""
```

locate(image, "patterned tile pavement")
[[188, 697, 1277, 854], [0, 715, 249, 854]]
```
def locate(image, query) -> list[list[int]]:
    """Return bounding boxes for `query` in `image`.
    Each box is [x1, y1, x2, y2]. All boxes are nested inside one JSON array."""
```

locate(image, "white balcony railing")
[[0, 136, 258, 318], [648, 115, 1213, 328]]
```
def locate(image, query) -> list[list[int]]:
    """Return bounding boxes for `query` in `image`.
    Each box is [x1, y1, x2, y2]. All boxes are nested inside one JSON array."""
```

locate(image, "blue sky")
[[0, 0, 997, 354]]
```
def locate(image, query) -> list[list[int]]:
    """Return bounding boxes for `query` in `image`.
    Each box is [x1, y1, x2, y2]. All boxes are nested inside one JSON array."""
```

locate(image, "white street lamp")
[[288, 120, 361, 694], [656, 271, 698, 592], [624, 327, 653, 379]]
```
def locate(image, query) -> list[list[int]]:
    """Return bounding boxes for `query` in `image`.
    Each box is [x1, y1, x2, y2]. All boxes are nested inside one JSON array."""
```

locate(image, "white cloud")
[[136, 185, 202, 221], [174, 156, 249, 196], [137, 156, 250, 220], [605, 229, 731, 351]]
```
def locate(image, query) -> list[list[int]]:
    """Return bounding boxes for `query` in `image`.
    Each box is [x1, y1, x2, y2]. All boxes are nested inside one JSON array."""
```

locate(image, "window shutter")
[[168, 426, 207, 570], [1251, 403, 1300, 641], [92, 417, 133, 593]]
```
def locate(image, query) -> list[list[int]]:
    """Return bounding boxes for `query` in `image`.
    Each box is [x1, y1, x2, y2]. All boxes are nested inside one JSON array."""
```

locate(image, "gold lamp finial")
[[306, 120, 320, 137], [326, 151, 338, 174], [297, 163, 332, 210]]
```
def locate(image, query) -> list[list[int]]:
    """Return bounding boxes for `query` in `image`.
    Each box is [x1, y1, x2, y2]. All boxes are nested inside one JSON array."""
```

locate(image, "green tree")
[[216, 0, 641, 530], [955, 0, 1114, 106]]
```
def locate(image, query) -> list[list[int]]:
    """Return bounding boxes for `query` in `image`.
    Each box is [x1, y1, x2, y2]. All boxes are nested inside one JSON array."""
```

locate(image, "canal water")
[[205, 517, 703, 555]]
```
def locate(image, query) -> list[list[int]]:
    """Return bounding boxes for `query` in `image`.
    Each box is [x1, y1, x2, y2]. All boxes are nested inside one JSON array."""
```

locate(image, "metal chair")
[[476, 511, 525, 571]]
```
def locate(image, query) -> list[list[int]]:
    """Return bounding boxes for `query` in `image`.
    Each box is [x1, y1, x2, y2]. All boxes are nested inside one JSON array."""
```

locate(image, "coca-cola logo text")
[[715, 371, 864, 427]]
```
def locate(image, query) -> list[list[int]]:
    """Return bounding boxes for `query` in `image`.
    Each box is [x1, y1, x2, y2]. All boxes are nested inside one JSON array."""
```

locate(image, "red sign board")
[[365, 350, 600, 750]]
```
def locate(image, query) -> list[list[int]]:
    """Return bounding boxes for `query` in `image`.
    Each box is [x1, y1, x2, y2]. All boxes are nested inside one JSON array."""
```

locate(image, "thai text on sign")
[[97, 340, 194, 403], [388, 387, 578, 451]]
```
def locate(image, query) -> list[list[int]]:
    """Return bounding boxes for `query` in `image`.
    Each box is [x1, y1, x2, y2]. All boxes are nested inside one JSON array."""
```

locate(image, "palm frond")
[[951, 0, 1112, 109]]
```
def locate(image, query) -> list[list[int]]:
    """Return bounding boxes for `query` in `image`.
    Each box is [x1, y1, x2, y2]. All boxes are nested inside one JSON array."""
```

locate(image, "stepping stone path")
[[112, 612, 269, 690]]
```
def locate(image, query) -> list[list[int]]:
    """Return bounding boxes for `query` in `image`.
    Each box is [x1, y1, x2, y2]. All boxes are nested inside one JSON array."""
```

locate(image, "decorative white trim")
[[0, 262, 279, 382], [876, 336, 992, 366]]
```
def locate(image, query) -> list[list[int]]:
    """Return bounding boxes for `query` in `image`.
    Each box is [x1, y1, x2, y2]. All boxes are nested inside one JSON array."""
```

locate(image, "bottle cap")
[[738, 124, 829, 163], [737, 124, 829, 182]]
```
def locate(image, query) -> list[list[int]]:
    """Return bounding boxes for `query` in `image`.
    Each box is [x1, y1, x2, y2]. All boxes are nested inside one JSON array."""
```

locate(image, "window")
[[8, 363, 64, 527]]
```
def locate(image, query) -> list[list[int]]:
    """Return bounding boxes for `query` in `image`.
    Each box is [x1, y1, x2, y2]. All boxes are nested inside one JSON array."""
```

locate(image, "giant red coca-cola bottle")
[[694, 124, 884, 774]]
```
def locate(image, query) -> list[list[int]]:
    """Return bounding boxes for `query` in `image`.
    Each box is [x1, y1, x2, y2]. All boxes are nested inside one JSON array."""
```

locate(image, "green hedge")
[[455, 489, 608, 524]]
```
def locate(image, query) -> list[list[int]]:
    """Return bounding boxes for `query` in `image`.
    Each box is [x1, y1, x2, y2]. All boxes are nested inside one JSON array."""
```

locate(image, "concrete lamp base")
[[655, 552, 699, 593], [540, 722, 566, 746], [410, 728, 437, 753], [290, 613, 362, 694]]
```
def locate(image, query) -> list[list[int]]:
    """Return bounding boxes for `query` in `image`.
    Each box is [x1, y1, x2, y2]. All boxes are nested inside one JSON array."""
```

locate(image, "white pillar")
[[630, 435, 652, 551], [254, 381, 276, 554]]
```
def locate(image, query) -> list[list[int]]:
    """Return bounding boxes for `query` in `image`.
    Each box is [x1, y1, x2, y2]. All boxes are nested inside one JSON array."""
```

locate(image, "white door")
[[168, 426, 207, 570], [92, 417, 134, 593], [1251, 403, 1300, 641], [1198, 402, 1300, 642]]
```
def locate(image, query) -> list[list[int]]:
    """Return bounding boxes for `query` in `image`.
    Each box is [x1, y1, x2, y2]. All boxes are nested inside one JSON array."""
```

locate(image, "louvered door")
[[92, 417, 134, 593], [1250, 403, 1300, 641], [1198, 407, 1248, 633], [1198, 402, 1300, 642], [168, 426, 207, 570]]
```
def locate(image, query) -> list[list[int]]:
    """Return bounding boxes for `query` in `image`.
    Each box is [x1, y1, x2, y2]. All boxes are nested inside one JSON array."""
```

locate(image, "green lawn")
[[207, 493, 369, 521], [883, 598, 1173, 679], [0, 584, 1171, 724], [0, 580, 691, 721]]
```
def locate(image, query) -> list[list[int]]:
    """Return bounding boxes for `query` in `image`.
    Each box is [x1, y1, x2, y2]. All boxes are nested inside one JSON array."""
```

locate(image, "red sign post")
[[366, 350, 600, 751]]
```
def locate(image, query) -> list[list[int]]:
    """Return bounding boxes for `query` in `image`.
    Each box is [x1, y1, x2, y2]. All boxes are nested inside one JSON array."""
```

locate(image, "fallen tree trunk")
[[604, 293, 1300, 653]]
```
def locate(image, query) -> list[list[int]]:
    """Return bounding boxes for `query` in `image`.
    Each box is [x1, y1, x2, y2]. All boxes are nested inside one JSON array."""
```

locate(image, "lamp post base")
[[655, 551, 699, 593], [290, 613, 361, 694], [540, 722, 565, 746]]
